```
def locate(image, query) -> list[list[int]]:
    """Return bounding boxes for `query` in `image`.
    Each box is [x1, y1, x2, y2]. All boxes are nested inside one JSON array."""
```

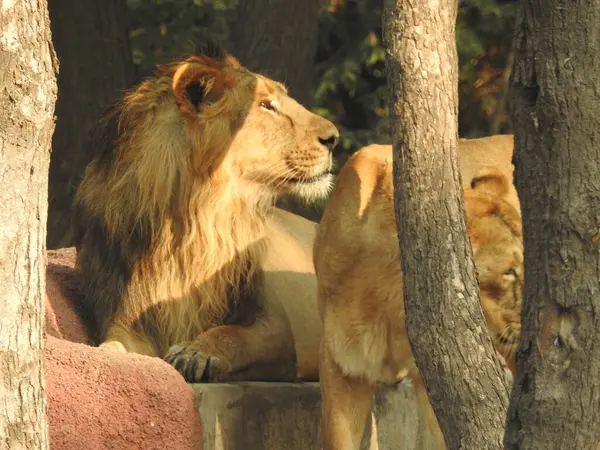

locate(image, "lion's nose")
[[318, 125, 340, 152]]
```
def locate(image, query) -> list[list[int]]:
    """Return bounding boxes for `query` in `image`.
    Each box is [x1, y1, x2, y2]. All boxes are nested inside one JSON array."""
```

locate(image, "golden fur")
[[314, 140, 523, 449], [73, 50, 338, 382], [465, 167, 523, 375]]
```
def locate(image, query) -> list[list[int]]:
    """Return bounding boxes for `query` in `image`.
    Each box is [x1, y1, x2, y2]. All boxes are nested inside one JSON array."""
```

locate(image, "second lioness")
[[314, 139, 523, 449]]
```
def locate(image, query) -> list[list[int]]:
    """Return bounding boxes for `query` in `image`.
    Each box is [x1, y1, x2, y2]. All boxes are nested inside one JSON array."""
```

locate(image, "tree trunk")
[[505, 1, 600, 448], [47, 0, 134, 249], [232, 0, 323, 106], [382, 0, 510, 448], [0, 1, 58, 448]]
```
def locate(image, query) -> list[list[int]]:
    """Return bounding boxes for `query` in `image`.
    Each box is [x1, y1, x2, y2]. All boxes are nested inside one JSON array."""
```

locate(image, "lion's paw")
[[164, 342, 224, 382]]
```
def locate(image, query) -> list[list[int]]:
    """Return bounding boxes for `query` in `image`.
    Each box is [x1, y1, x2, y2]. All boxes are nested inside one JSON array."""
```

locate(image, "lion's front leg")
[[164, 315, 297, 383], [99, 321, 159, 357]]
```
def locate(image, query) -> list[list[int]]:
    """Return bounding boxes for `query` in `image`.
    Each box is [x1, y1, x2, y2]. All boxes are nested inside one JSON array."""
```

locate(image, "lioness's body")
[[314, 140, 523, 449], [74, 49, 336, 382], [362, 134, 519, 213]]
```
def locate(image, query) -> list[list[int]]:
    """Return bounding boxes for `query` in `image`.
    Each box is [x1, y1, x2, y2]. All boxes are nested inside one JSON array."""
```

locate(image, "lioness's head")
[[157, 50, 338, 201], [464, 167, 523, 374]]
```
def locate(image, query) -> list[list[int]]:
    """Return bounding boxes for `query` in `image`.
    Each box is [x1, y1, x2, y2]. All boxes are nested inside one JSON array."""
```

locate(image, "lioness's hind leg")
[[99, 323, 158, 357], [320, 344, 376, 450], [165, 318, 296, 383]]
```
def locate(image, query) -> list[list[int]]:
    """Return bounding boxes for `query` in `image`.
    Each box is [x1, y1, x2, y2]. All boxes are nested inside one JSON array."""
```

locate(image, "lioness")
[[354, 135, 519, 214], [73, 47, 338, 382], [314, 143, 523, 449]]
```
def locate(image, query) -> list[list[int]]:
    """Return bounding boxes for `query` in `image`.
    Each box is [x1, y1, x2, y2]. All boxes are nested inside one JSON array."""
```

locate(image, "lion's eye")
[[259, 100, 277, 112], [504, 268, 518, 278]]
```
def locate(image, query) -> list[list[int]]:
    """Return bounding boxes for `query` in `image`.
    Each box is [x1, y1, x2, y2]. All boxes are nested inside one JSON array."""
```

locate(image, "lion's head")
[[464, 167, 523, 374], [77, 48, 338, 236], [73, 48, 339, 346], [172, 54, 338, 199]]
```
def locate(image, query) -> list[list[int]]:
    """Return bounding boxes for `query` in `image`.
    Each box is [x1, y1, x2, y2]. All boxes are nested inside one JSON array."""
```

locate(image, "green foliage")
[[312, 0, 517, 158], [312, 0, 390, 158], [127, 0, 516, 150], [127, 0, 237, 76], [456, 0, 516, 137]]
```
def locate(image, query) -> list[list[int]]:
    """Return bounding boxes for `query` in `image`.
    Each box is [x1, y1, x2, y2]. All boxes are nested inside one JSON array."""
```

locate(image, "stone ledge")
[[193, 381, 440, 450]]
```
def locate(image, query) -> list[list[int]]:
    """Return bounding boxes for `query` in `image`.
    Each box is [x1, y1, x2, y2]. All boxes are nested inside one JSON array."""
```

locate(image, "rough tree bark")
[[47, 0, 134, 249], [0, 1, 58, 448], [505, 1, 600, 448], [382, 0, 510, 448], [232, 0, 324, 106]]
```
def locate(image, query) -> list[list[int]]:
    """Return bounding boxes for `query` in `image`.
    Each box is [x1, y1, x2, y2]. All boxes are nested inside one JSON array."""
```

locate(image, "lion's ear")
[[470, 166, 510, 198], [184, 80, 207, 110], [172, 60, 236, 114], [224, 53, 242, 69]]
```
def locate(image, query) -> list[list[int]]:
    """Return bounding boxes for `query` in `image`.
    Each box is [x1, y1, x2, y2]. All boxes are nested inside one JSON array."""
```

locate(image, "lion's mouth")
[[280, 169, 333, 200], [286, 171, 332, 184]]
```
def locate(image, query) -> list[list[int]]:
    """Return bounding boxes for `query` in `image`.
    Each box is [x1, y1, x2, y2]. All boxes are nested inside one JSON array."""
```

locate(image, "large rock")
[[46, 249, 202, 450], [46, 336, 202, 450]]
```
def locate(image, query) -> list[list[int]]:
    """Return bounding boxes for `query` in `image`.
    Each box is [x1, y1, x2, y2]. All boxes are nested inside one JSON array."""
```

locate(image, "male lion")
[[73, 47, 339, 382], [314, 143, 523, 449]]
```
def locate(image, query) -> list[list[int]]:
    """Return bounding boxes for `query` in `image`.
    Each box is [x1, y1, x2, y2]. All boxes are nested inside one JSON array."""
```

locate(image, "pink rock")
[[45, 248, 202, 450], [46, 248, 89, 344]]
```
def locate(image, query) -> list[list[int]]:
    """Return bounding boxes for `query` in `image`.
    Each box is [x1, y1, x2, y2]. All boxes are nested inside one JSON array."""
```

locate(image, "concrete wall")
[[194, 381, 441, 450]]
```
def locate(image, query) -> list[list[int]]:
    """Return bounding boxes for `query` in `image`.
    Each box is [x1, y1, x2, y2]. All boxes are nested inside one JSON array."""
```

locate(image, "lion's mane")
[[73, 50, 268, 354]]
